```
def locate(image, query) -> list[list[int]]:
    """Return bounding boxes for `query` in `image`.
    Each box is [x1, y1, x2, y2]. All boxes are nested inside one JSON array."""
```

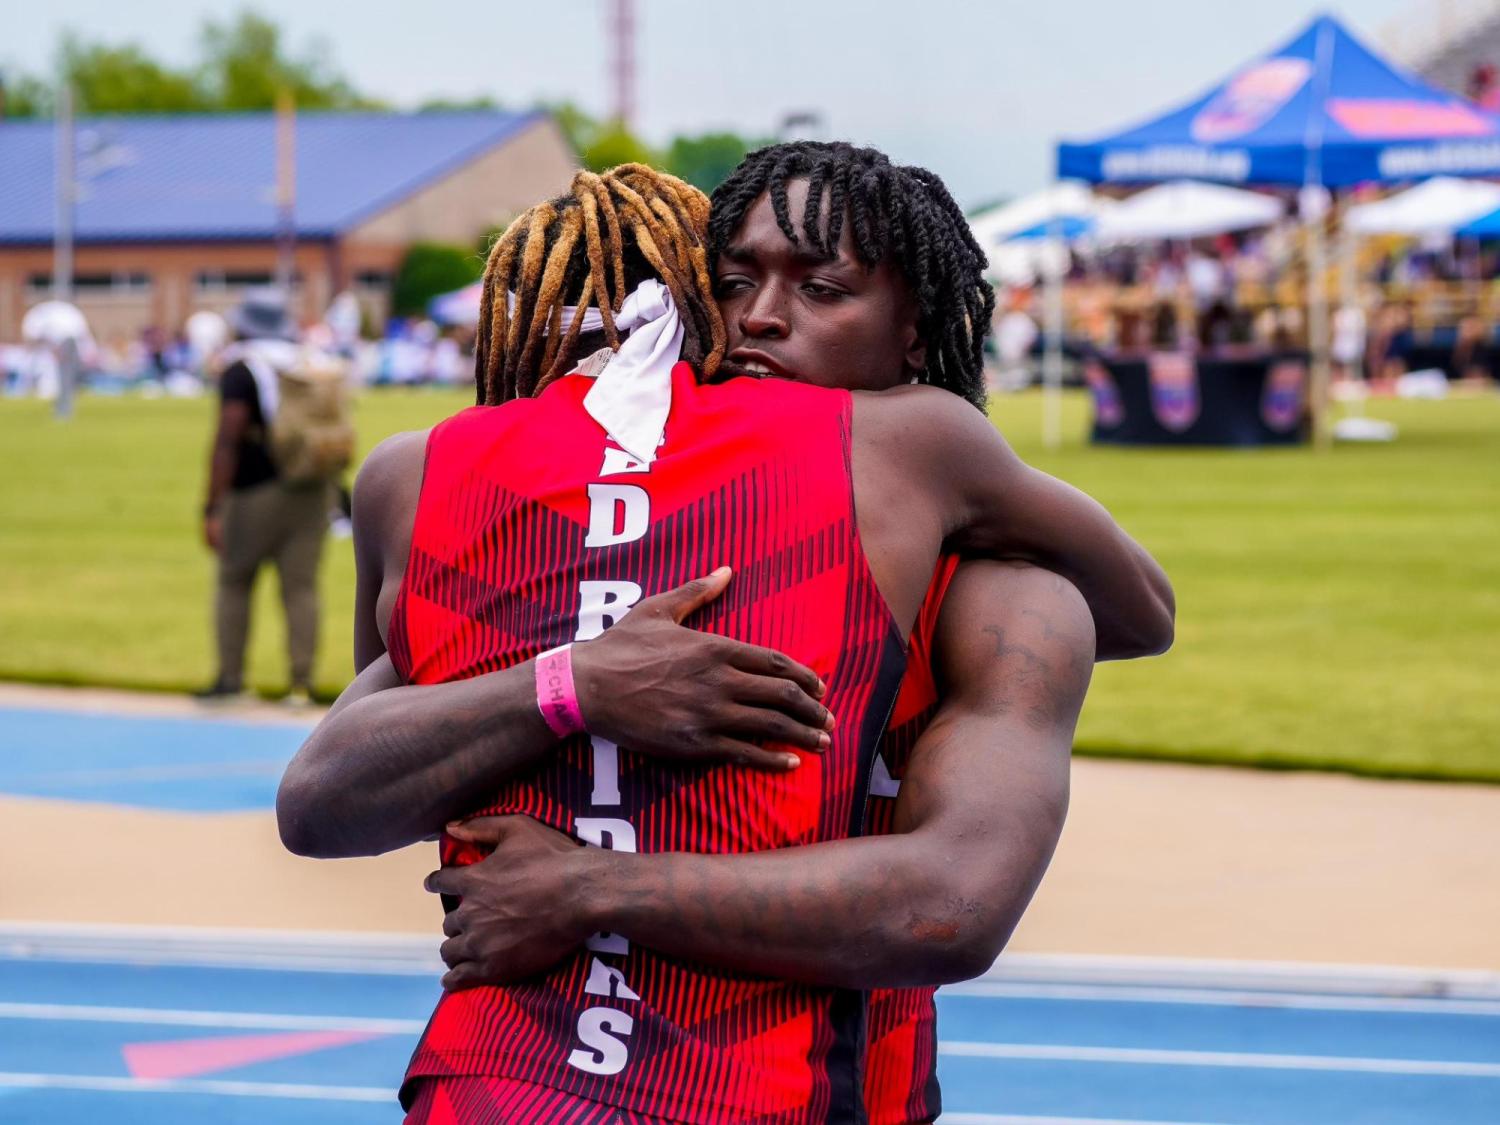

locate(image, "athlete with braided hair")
[[708, 141, 993, 411], [282, 154, 1171, 1123], [474, 165, 724, 405]]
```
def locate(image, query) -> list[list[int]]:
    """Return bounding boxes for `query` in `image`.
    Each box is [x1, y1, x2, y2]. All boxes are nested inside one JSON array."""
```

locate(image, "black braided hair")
[[709, 141, 994, 411]]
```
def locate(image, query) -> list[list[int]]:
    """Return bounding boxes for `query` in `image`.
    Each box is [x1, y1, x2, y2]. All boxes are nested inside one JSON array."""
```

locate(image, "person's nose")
[[737, 283, 789, 340]]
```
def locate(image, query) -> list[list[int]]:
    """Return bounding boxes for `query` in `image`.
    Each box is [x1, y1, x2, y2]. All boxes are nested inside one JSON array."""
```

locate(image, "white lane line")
[[983, 954, 1500, 1001], [940, 1115, 1227, 1125], [16, 761, 284, 784], [0, 1072, 390, 1102], [943, 981, 1500, 1017], [938, 1041, 1500, 1077], [0, 1001, 424, 1034]]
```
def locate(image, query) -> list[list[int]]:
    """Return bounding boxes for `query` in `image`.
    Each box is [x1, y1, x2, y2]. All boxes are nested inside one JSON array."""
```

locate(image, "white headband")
[[506, 280, 683, 466], [506, 291, 606, 339]]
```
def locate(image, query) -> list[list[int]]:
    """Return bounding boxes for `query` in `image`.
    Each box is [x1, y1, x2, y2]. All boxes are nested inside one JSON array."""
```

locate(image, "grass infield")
[[2, 388, 1496, 782]]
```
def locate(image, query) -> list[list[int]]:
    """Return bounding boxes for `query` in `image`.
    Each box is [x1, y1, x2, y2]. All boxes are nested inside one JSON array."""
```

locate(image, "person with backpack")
[[198, 288, 355, 705]]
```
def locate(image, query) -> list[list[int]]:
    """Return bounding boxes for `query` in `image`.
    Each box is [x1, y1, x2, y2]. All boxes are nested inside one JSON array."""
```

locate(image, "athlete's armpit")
[[350, 428, 429, 671], [882, 385, 1174, 661]]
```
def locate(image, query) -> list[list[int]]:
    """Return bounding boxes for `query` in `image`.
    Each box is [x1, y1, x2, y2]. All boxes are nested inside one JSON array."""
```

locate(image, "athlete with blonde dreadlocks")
[[472, 164, 724, 406], [282, 157, 1172, 1123]]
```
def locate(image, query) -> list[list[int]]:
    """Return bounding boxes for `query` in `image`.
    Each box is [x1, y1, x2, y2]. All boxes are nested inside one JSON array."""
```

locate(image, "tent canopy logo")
[[1191, 57, 1312, 142]]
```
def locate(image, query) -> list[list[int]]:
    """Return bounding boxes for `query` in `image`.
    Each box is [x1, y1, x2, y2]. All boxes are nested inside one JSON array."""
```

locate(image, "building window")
[[26, 271, 152, 295], [195, 270, 301, 294]]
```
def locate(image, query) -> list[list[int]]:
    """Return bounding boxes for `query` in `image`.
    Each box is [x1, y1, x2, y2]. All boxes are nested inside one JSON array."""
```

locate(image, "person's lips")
[[726, 349, 797, 380]]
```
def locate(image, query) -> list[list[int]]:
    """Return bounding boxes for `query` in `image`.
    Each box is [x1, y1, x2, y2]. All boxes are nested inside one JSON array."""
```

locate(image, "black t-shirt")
[[220, 360, 278, 490]]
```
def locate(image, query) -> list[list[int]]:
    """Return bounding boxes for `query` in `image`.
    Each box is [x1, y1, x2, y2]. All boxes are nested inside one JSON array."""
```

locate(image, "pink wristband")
[[535, 644, 586, 738]]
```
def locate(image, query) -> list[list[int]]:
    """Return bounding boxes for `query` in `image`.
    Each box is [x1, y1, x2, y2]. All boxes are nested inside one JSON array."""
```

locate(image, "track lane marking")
[[939, 1041, 1500, 1076], [940, 1116, 1228, 1125], [0, 1072, 391, 1101], [0, 1002, 423, 1034], [943, 981, 1500, 1017]]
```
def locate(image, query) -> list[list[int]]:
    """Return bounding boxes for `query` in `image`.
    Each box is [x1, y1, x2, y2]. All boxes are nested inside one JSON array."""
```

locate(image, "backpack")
[[264, 351, 356, 485]]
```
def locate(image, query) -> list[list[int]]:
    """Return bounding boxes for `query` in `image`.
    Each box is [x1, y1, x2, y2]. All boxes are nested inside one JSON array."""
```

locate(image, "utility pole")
[[53, 84, 75, 303], [610, 0, 636, 128], [275, 89, 297, 296], [52, 83, 78, 421]]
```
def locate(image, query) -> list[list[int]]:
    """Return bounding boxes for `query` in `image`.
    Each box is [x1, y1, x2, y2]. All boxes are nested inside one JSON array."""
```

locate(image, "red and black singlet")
[[389, 364, 907, 1124], [862, 555, 960, 1125]]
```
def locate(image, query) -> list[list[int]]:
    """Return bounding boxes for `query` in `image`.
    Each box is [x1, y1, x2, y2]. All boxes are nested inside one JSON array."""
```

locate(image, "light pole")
[[53, 84, 75, 304]]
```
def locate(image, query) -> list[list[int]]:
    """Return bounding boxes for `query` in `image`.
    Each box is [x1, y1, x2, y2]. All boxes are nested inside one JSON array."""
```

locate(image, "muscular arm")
[[865, 387, 1174, 661], [438, 561, 1089, 989], [278, 652, 561, 858], [278, 430, 563, 858]]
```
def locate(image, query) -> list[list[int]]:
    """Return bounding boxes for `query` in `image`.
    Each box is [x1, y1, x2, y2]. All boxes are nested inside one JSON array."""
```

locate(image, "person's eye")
[[715, 276, 752, 295], [802, 281, 846, 298]]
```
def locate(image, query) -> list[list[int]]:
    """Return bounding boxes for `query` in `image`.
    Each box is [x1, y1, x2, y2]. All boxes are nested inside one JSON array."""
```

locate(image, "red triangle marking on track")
[[122, 1028, 385, 1080]]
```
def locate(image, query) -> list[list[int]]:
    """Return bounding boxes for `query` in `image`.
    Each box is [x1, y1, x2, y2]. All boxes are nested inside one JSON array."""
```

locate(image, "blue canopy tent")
[[1457, 205, 1500, 238], [1059, 15, 1500, 188], [1005, 216, 1095, 242], [1045, 12, 1500, 445]]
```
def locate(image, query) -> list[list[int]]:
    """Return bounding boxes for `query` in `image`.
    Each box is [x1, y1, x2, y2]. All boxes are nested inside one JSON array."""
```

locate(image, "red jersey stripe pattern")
[[390, 365, 907, 1124], [862, 555, 960, 1125]]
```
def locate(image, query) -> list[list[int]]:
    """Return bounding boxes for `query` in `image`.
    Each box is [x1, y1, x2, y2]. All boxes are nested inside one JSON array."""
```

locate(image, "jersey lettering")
[[584, 958, 642, 1001], [568, 441, 649, 1077], [584, 483, 650, 547], [870, 753, 901, 798], [576, 817, 637, 854], [589, 738, 621, 806], [576, 580, 642, 641], [567, 1007, 634, 1076], [598, 446, 652, 476]]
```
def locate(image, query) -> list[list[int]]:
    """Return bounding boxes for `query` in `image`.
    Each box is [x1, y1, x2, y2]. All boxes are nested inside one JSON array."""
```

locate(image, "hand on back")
[[571, 567, 834, 772]]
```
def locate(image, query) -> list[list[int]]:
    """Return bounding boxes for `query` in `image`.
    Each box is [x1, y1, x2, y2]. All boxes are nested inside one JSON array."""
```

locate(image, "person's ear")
[[902, 320, 927, 378]]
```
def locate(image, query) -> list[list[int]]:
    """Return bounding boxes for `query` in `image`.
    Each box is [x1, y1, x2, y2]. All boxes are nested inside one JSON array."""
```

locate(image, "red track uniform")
[[861, 557, 959, 1125], [391, 364, 907, 1124]]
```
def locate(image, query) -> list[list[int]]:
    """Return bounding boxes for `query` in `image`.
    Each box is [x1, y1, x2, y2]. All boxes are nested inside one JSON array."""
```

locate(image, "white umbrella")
[[1094, 181, 1285, 243], [969, 183, 1102, 247], [1343, 176, 1500, 236], [970, 185, 1118, 284], [21, 300, 91, 345]]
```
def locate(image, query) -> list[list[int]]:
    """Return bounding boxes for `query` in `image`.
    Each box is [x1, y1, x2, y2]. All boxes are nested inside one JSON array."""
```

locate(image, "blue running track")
[[1, 944, 1498, 1124], [3, 703, 1499, 1122]]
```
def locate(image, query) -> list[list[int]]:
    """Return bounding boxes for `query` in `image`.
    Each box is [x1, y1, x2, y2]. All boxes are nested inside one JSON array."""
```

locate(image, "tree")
[[579, 122, 658, 173], [195, 11, 381, 111], [57, 35, 204, 114], [663, 131, 768, 193], [0, 72, 53, 118], [4, 9, 382, 118], [391, 242, 483, 318], [546, 100, 599, 157], [418, 95, 502, 113]]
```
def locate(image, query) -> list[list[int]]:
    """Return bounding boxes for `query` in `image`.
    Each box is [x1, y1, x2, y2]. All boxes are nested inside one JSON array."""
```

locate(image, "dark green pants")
[[215, 480, 329, 690]]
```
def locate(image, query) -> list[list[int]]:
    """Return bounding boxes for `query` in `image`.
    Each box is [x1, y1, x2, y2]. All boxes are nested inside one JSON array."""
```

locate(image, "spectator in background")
[[1186, 245, 1229, 313], [1332, 304, 1367, 382], [1451, 315, 1495, 385], [993, 288, 1040, 391], [197, 288, 332, 706], [1365, 302, 1413, 389]]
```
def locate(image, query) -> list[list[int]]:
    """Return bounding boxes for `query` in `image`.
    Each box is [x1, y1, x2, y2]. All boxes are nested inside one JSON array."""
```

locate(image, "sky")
[[2, 0, 1432, 207]]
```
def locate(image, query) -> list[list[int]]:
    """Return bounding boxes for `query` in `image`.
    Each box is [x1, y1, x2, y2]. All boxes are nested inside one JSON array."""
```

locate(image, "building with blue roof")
[[0, 108, 575, 340]]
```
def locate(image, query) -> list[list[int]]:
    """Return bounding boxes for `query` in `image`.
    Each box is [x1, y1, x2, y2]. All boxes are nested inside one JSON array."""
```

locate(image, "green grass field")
[[2, 388, 1497, 781]]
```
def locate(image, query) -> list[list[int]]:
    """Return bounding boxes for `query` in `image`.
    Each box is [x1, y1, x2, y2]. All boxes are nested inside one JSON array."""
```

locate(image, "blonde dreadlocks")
[[474, 165, 726, 406]]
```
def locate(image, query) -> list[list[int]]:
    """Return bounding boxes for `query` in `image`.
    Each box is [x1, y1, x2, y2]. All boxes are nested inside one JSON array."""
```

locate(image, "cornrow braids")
[[709, 141, 995, 411], [474, 165, 726, 406]]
